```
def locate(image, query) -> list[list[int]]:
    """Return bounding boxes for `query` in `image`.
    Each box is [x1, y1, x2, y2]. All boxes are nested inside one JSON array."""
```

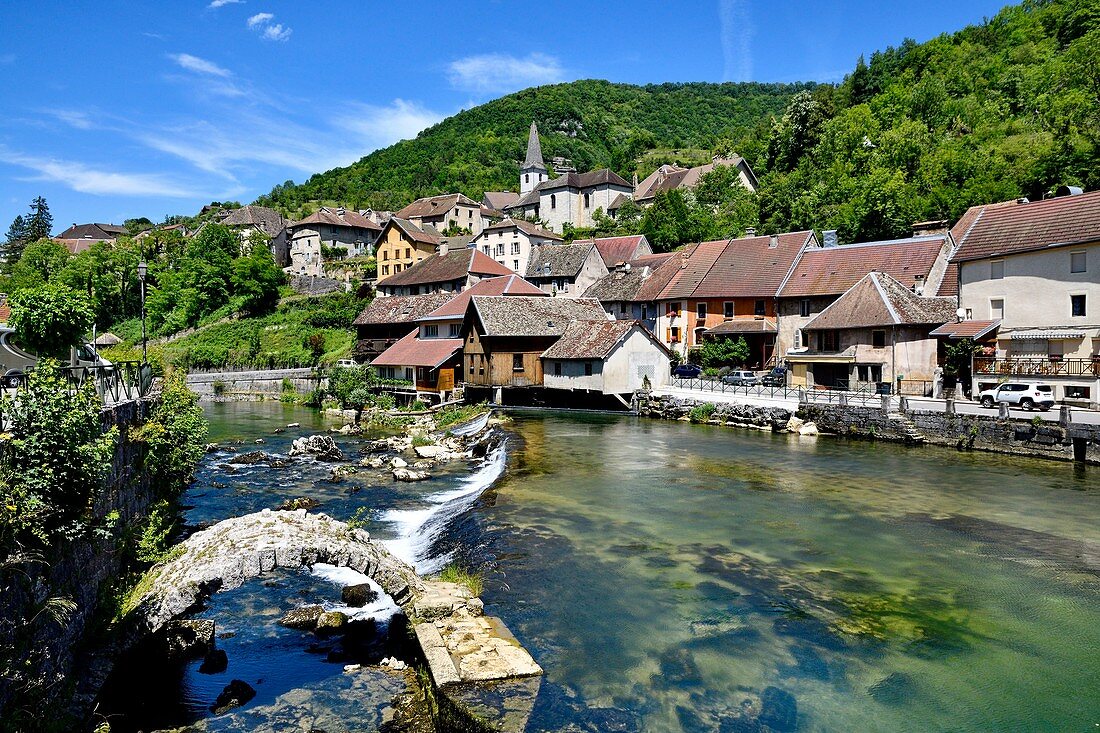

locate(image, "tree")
[[24, 197, 52, 242], [698, 337, 751, 368], [8, 285, 94, 359], [2, 215, 27, 267], [231, 234, 285, 314], [9, 238, 71, 289]]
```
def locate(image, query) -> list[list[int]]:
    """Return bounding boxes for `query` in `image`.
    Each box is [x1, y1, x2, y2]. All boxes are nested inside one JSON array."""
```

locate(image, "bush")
[[688, 403, 717, 423], [212, 380, 227, 396], [699, 337, 750, 368], [8, 284, 95, 359], [130, 371, 208, 492], [438, 564, 484, 596]]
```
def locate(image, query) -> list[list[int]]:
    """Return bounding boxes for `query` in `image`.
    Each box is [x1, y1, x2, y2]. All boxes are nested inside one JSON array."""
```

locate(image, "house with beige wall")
[[525, 242, 609, 297], [951, 191, 1100, 405], [287, 207, 381, 277], [471, 217, 561, 274], [375, 217, 441, 283], [541, 320, 672, 398], [395, 193, 484, 236]]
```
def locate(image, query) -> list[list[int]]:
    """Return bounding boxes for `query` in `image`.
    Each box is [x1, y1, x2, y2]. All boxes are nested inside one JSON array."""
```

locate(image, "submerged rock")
[[228, 451, 270, 465], [276, 497, 322, 512], [785, 416, 804, 433], [867, 671, 915, 705], [341, 583, 379, 607], [279, 604, 325, 630], [316, 611, 348, 635], [159, 619, 215, 660], [393, 468, 430, 482], [798, 422, 819, 436], [211, 679, 256, 714], [199, 648, 228, 674]]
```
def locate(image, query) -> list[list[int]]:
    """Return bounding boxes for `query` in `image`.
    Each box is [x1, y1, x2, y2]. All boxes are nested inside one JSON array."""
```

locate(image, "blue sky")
[[0, 0, 1011, 232]]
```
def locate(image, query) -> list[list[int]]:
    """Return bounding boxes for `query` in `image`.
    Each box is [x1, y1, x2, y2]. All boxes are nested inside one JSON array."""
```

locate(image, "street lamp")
[[137, 261, 148, 363]]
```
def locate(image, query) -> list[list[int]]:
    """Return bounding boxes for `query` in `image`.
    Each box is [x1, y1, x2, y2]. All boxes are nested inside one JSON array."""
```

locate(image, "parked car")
[[0, 328, 37, 383], [760, 366, 788, 387], [672, 363, 703, 378], [722, 370, 760, 386], [334, 359, 359, 368], [978, 382, 1055, 411]]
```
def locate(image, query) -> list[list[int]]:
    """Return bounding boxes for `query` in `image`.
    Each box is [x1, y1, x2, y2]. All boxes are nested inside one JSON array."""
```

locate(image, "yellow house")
[[375, 218, 441, 283]]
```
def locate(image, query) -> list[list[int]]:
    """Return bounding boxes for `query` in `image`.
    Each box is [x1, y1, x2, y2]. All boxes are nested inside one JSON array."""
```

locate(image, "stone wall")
[[636, 392, 793, 431], [186, 367, 324, 402], [0, 398, 157, 725]]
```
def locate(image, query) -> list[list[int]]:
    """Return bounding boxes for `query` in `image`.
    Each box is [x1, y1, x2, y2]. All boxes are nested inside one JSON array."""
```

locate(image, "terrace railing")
[[974, 357, 1100, 378], [0, 361, 155, 429]]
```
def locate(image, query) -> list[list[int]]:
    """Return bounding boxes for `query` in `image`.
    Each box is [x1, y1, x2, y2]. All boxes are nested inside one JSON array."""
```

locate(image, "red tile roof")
[[928, 319, 1001, 339], [658, 240, 727, 299], [422, 275, 547, 319], [705, 318, 777, 335], [381, 249, 513, 288], [353, 293, 454, 326], [293, 207, 381, 231], [572, 235, 649, 267], [540, 320, 640, 360], [658, 231, 813, 300], [395, 193, 480, 220], [382, 217, 441, 246], [371, 329, 462, 368], [778, 235, 949, 298], [950, 192, 1100, 263]]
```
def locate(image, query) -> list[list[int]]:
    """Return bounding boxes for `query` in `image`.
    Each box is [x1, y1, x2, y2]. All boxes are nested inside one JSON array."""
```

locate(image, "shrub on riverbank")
[[689, 403, 717, 423], [438, 564, 484, 597]]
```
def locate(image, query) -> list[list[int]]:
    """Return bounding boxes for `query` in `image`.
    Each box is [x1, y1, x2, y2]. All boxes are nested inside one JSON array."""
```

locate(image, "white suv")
[[978, 382, 1055, 411]]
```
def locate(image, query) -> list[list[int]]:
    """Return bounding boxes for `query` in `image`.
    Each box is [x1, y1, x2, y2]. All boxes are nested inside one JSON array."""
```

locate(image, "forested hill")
[[255, 80, 811, 214], [258, 0, 1099, 244]]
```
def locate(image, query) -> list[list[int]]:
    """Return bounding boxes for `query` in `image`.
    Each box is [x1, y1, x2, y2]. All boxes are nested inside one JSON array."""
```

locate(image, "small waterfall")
[[382, 439, 508, 573]]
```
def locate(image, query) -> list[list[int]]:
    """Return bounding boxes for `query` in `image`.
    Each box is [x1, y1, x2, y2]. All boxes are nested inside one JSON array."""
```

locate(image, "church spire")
[[523, 121, 546, 170]]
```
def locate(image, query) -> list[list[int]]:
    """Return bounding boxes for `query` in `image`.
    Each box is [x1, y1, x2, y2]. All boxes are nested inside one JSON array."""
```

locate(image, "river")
[[105, 403, 1100, 732]]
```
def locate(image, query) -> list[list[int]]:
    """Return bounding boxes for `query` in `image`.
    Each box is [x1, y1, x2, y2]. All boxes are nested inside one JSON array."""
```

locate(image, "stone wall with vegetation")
[[186, 367, 323, 402], [0, 367, 207, 732]]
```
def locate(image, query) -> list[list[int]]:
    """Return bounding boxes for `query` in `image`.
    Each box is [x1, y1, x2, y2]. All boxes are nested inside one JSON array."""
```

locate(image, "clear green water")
[[111, 404, 1100, 732], [470, 411, 1100, 732]]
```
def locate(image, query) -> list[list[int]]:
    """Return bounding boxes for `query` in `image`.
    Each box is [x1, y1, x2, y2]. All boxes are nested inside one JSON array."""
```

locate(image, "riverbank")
[[636, 392, 1100, 464]]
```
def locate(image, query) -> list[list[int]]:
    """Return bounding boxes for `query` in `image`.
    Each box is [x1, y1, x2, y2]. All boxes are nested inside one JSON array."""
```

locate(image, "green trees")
[[131, 371, 208, 490], [231, 233, 284, 315], [696, 337, 751, 369], [3, 198, 52, 270], [8, 285, 94, 359], [2, 215, 27, 267]]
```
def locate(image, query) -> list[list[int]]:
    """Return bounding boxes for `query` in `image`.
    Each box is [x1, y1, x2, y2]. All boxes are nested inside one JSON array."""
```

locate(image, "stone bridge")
[[125, 509, 424, 638]]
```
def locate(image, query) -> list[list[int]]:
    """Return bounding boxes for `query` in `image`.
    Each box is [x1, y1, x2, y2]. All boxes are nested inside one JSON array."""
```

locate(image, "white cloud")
[[169, 53, 231, 78], [719, 0, 754, 82], [208, 0, 244, 7], [0, 147, 200, 198], [247, 12, 291, 41], [261, 23, 292, 41], [50, 110, 95, 130], [447, 53, 565, 95]]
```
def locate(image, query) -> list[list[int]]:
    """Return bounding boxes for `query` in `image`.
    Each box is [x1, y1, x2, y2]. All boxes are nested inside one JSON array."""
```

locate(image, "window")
[[1071, 294, 1087, 317], [417, 367, 428, 382], [483, 245, 490, 255], [723, 302, 734, 318], [382, 265, 390, 275], [405, 248, 410, 258], [584, 362, 593, 376], [696, 303, 707, 319], [872, 330, 886, 348], [794, 330, 802, 349], [469, 360, 474, 375], [990, 298, 1004, 319], [584, 192, 591, 208], [511, 242, 520, 254], [554, 361, 562, 376], [513, 260, 520, 271], [512, 353, 524, 371], [990, 259, 1004, 279], [449, 323, 461, 338], [857, 364, 883, 382], [550, 194, 557, 209], [640, 304, 649, 320], [754, 299, 766, 316], [620, 303, 629, 316], [423, 324, 438, 337], [1065, 385, 1091, 399], [1071, 251, 1087, 273], [800, 299, 811, 318], [525, 174, 529, 183], [669, 326, 681, 343], [817, 330, 839, 351], [478, 356, 485, 375]]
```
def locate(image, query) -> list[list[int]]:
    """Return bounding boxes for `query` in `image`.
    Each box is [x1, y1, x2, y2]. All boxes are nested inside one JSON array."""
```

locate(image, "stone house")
[[287, 207, 381, 277], [220, 205, 289, 266], [377, 246, 513, 297], [375, 217, 442, 283], [541, 319, 672, 399], [790, 271, 957, 392], [525, 242, 609, 298], [653, 231, 815, 365], [394, 193, 484, 236], [470, 217, 561, 275], [628, 156, 759, 208], [582, 252, 681, 332], [571, 234, 654, 268], [776, 232, 955, 358], [352, 292, 453, 364], [518, 169, 635, 233], [949, 189, 1100, 406]]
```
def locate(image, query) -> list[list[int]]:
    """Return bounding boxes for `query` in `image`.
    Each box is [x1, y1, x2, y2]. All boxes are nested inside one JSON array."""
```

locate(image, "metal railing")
[[670, 376, 894, 408], [974, 357, 1100, 378], [673, 376, 801, 400], [0, 361, 154, 429]]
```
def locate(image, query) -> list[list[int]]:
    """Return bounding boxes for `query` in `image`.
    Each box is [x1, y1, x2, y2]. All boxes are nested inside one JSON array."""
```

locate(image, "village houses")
[[376, 245, 513, 296], [220, 204, 289, 267], [470, 217, 561, 274], [394, 193, 485, 236], [288, 206, 381, 277], [525, 241, 609, 297], [374, 217, 444, 282]]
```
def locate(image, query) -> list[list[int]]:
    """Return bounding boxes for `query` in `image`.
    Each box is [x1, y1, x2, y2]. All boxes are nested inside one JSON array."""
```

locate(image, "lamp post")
[[137, 261, 148, 363]]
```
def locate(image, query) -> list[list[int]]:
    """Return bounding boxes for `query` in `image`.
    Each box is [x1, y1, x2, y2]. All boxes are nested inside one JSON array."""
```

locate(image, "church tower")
[[520, 121, 548, 195]]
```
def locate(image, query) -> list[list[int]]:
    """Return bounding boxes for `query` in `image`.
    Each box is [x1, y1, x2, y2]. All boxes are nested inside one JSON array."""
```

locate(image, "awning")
[[929, 319, 1000, 339], [1007, 329, 1087, 340], [785, 346, 857, 363], [704, 318, 777, 336]]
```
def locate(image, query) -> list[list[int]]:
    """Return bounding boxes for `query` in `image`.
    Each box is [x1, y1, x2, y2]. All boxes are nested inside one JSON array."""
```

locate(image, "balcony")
[[974, 356, 1100, 378]]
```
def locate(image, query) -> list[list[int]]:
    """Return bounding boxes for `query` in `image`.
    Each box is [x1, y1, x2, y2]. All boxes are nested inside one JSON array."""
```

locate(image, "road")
[[906, 397, 1100, 425]]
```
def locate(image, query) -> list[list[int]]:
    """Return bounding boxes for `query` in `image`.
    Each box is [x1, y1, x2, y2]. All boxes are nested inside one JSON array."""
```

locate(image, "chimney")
[[438, 240, 449, 257], [632, 172, 639, 188], [1056, 185, 1084, 197], [745, 227, 756, 237], [911, 220, 948, 237], [823, 230, 839, 248], [913, 274, 925, 296], [769, 234, 779, 249]]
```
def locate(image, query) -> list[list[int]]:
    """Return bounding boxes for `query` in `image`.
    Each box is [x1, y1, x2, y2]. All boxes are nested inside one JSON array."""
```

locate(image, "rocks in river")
[[359, 456, 386, 469], [797, 422, 819, 436], [254, 438, 265, 444], [279, 604, 325, 630], [315, 611, 349, 635], [380, 656, 407, 671], [211, 679, 256, 714], [393, 467, 431, 482], [287, 422, 300, 428], [413, 445, 445, 459], [159, 619, 215, 660], [276, 497, 321, 512], [198, 648, 229, 674], [324, 465, 358, 483], [390, 456, 408, 469], [228, 451, 270, 465], [758, 686, 797, 732], [338, 422, 363, 435], [341, 583, 379, 607], [868, 671, 914, 705], [204, 442, 221, 453], [289, 434, 345, 462], [785, 416, 804, 433]]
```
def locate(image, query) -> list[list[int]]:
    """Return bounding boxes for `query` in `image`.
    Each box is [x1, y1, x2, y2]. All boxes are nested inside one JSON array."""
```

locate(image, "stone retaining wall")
[[186, 367, 324, 402], [636, 392, 793, 430]]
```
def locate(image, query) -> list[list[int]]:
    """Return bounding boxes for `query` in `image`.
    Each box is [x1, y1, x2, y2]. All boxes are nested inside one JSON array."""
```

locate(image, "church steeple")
[[520, 121, 548, 195]]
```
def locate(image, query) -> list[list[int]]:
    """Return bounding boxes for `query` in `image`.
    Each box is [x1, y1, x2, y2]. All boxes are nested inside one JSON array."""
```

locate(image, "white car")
[[334, 359, 359, 368], [978, 382, 1055, 411]]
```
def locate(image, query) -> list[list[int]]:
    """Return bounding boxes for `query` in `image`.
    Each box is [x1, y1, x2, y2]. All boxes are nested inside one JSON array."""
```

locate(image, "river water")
[[107, 403, 1099, 732]]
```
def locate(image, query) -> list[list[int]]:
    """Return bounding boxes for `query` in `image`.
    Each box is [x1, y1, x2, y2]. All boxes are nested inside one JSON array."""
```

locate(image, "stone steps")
[[888, 413, 926, 443]]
